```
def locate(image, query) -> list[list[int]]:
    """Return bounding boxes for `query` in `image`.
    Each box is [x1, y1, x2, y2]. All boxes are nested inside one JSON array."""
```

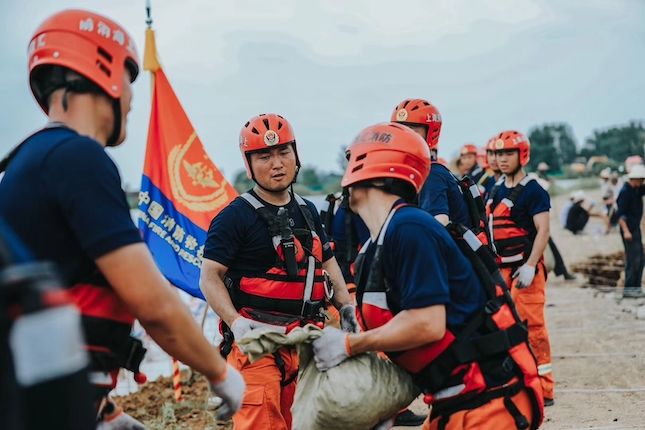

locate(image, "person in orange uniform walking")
[[486, 130, 555, 406], [313, 122, 543, 430], [0, 9, 245, 428], [199, 113, 355, 430]]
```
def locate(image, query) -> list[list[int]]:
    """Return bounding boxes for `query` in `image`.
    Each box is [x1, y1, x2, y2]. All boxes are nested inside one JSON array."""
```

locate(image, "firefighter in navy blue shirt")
[[486, 130, 555, 406], [615, 164, 645, 298], [199, 113, 354, 430], [312, 122, 542, 429], [458, 143, 483, 181], [390, 99, 471, 227], [0, 9, 244, 427]]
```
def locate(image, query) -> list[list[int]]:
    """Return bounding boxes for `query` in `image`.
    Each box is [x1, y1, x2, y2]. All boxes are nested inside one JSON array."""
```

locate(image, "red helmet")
[[342, 122, 430, 194], [486, 135, 497, 152], [460, 143, 477, 156], [28, 9, 139, 112], [390, 99, 442, 150], [490, 130, 530, 166], [477, 147, 489, 169], [239, 113, 300, 179]]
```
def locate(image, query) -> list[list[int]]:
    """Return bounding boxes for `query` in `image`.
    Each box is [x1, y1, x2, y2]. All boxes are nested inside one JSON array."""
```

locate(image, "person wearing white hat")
[[616, 164, 645, 298]]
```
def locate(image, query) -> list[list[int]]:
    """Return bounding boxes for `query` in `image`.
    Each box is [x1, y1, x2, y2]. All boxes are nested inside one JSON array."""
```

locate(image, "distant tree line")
[[527, 121, 645, 174], [231, 121, 645, 195]]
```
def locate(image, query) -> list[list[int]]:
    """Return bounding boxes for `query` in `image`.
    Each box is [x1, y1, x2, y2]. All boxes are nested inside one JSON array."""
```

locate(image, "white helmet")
[[628, 164, 645, 179]]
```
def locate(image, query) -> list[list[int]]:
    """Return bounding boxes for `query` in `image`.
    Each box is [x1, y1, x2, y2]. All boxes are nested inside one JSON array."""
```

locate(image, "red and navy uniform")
[[0, 126, 146, 397], [204, 189, 333, 318], [356, 202, 543, 428]]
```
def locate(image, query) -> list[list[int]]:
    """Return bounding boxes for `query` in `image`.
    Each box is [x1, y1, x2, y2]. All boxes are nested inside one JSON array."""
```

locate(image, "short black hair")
[[352, 178, 417, 203]]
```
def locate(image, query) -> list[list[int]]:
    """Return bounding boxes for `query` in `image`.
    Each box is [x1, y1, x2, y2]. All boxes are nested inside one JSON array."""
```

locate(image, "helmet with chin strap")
[[28, 9, 140, 146]]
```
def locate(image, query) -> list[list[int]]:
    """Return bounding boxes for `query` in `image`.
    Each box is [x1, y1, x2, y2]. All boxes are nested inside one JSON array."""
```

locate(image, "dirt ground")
[[120, 188, 645, 429]]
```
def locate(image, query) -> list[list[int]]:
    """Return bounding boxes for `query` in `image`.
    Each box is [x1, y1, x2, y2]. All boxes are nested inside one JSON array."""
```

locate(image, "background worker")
[[0, 9, 245, 427], [475, 146, 495, 196], [615, 164, 645, 298], [486, 130, 555, 406], [199, 113, 354, 430], [313, 122, 542, 430], [457, 143, 481, 180], [391, 99, 471, 228]]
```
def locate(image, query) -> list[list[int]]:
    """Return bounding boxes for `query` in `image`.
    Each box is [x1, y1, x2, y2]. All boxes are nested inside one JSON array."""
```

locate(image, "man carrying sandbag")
[[199, 113, 355, 430], [313, 122, 544, 429]]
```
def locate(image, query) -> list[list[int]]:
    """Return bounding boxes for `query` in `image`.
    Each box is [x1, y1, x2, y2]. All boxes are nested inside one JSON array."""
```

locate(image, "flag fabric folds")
[[138, 28, 237, 299]]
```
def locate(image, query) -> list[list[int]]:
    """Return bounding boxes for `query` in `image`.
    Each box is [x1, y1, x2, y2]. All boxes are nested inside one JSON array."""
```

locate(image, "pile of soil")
[[571, 251, 624, 291], [114, 371, 230, 430]]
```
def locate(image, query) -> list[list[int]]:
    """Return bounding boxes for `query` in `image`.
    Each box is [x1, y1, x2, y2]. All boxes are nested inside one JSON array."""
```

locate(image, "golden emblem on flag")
[[168, 132, 230, 212]]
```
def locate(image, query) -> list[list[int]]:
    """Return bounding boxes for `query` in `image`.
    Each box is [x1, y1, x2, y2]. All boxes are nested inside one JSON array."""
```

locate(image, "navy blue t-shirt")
[[419, 162, 471, 227], [0, 126, 142, 285], [331, 204, 370, 245], [481, 175, 497, 200], [204, 190, 333, 279], [616, 182, 645, 234], [490, 178, 551, 237], [361, 205, 486, 328]]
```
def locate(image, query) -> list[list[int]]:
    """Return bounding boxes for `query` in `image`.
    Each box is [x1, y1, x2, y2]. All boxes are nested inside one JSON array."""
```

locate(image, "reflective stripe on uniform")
[[538, 363, 553, 376], [362, 291, 389, 309]]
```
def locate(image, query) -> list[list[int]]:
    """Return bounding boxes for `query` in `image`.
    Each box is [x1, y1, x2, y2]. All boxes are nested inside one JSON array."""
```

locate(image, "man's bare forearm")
[[200, 259, 240, 327]]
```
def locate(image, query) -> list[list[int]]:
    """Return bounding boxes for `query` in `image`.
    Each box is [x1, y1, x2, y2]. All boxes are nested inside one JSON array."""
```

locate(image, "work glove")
[[512, 264, 536, 289], [96, 398, 146, 430], [209, 364, 246, 421], [230, 316, 288, 341], [339, 304, 360, 333], [312, 326, 352, 371], [373, 416, 396, 430]]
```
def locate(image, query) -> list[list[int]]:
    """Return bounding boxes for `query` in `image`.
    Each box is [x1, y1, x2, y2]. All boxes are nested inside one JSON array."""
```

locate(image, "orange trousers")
[[227, 343, 298, 430], [422, 388, 535, 429], [501, 263, 554, 400]]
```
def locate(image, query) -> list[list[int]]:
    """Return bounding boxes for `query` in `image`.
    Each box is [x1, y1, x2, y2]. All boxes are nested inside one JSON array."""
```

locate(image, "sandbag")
[[237, 325, 422, 430]]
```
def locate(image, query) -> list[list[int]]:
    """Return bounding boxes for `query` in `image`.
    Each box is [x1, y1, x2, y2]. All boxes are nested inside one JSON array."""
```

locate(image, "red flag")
[[138, 28, 237, 298]]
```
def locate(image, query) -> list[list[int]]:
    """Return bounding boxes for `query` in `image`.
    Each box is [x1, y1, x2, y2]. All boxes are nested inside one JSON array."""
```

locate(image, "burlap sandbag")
[[238, 325, 421, 430]]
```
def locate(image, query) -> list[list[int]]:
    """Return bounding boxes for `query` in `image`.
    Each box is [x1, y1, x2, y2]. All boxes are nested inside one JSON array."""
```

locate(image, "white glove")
[[512, 264, 536, 289], [96, 399, 145, 430], [209, 364, 246, 421], [373, 416, 396, 430], [312, 326, 351, 371], [230, 316, 287, 341], [339, 304, 360, 333]]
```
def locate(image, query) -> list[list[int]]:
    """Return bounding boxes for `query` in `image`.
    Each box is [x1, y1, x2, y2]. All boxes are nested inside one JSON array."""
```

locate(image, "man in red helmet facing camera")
[[312, 122, 543, 429], [485, 130, 555, 406], [200, 113, 354, 430], [0, 9, 244, 428]]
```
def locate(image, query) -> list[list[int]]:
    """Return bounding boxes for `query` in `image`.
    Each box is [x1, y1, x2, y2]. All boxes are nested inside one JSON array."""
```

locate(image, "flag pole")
[[143, 0, 161, 75]]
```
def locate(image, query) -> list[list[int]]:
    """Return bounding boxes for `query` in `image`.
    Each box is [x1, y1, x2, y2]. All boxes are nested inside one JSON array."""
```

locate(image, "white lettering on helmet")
[[37, 34, 46, 49], [426, 113, 441, 122], [127, 38, 136, 54], [112, 30, 125, 46], [79, 18, 94, 32], [97, 21, 111, 38]]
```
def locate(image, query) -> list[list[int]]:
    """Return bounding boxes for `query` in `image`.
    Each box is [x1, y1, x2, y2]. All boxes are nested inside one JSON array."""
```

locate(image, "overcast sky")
[[1, 0, 643, 188]]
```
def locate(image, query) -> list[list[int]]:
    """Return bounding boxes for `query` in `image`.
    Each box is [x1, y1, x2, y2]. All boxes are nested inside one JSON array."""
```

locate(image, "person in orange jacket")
[[0, 9, 245, 428], [199, 113, 355, 430], [485, 130, 555, 406], [313, 122, 543, 430]]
